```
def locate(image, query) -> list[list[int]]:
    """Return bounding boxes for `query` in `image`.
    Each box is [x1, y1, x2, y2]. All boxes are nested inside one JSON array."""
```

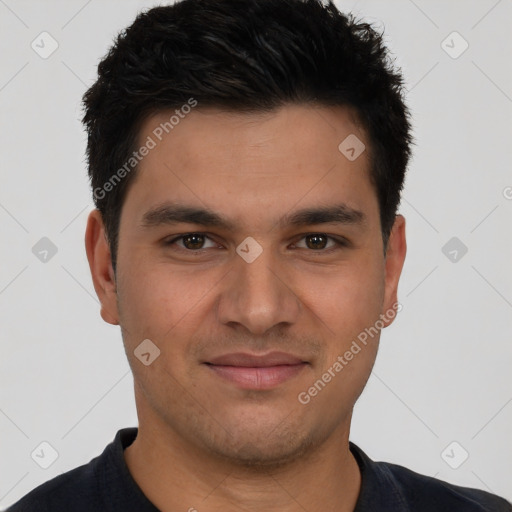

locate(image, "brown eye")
[[164, 233, 219, 253], [305, 234, 328, 250], [294, 233, 344, 251], [182, 233, 207, 250]]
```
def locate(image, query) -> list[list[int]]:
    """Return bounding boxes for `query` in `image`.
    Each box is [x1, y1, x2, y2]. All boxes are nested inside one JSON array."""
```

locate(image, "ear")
[[85, 209, 119, 325], [381, 214, 406, 327]]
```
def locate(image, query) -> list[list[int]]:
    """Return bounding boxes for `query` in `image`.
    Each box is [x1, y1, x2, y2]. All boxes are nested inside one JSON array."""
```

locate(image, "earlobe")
[[381, 214, 407, 328], [85, 209, 120, 326], [100, 304, 118, 325]]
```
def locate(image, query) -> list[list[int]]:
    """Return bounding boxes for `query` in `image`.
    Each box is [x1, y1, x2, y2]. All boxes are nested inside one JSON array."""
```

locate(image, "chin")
[[203, 421, 318, 470], [211, 443, 311, 470]]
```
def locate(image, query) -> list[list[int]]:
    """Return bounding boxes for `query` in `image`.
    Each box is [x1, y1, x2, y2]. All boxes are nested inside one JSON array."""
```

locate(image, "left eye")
[[294, 234, 340, 250], [168, 233, 217, 250]]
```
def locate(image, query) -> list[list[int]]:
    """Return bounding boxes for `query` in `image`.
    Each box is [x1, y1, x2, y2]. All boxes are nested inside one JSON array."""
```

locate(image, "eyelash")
[[163, 232, 349, 253]]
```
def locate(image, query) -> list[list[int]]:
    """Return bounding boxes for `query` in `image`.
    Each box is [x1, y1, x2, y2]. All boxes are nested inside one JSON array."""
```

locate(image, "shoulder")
[[384, 461, 511, 511], [6, 429, 138, 512], [6, 459, 102, 512], [350, 442, 511, 511]]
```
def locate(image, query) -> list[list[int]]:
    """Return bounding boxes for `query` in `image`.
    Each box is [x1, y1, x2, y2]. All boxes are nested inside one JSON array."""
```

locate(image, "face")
[[86, 104, 406, 467]]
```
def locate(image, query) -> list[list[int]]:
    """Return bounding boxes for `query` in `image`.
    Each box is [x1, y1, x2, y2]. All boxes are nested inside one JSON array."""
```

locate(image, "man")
[[8, 0, 511, 510]]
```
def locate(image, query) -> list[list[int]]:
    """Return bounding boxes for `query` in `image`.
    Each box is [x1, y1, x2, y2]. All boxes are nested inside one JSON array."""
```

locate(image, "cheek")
[[305, 257, 384, 338], [300, 262, 383, 412], [116, 259, 219, 347], [116, 265, 208, 392], [116, 262, 176, 340]]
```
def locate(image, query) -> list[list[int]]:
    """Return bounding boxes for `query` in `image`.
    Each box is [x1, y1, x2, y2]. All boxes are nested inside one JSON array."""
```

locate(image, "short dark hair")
[[82, 0, 412, 273]]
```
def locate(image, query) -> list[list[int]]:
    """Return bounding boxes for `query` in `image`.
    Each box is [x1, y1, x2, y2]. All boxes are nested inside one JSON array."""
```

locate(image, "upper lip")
[[205, 351, 307, 367]]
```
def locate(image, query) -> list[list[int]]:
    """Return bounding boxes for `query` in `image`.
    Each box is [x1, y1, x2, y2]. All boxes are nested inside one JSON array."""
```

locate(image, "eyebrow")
[[281, 204, 365, 229], [140, 203, 235, 230], [139, 201, 366, 231]]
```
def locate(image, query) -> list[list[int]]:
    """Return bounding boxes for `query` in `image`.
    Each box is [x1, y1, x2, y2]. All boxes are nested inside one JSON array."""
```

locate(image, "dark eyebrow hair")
[[140, 203, 234, 230], [280, 204, 365, 229], [139, 201, 366, 231]]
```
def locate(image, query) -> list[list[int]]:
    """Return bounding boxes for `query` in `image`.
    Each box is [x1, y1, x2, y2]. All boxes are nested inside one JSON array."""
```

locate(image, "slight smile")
[[204, 351, 310, 390]]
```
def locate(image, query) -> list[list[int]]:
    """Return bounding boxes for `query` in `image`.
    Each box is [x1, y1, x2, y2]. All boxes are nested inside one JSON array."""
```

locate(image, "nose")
[[216, 243, 301, 336]]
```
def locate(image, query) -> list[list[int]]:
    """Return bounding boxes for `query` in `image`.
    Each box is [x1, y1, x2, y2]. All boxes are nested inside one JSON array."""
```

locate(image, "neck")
[[124, 412, 361, 512]]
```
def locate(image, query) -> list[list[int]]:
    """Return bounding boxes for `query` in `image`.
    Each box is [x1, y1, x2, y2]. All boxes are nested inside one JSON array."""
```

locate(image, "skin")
[[85, 104, 406, 512]]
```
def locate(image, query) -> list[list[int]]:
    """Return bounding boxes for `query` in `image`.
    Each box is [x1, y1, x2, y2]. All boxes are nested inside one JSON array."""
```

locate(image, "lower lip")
[[205, 363, 308, 390]]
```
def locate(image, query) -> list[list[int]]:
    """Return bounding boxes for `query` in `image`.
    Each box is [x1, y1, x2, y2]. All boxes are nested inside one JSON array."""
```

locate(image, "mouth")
[[203, 351, 310, 390]]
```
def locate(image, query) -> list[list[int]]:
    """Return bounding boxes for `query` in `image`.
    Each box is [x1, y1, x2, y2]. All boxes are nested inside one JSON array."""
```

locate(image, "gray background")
[[1, 0, 511, 508]]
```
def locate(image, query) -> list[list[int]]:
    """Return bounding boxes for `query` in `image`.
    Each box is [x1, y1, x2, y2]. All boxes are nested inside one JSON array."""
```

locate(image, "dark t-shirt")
[[7, 428, 511, 511]]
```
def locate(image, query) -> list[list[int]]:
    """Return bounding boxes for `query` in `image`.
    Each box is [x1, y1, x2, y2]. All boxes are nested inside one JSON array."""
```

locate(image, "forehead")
[[138, 103, 367, 169], [123, 103, 377, 229]]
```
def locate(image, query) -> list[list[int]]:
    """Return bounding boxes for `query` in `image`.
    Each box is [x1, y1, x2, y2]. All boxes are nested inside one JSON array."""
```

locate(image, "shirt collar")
[[113, 429, 409, 511], [350, 441, 409, 511]]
